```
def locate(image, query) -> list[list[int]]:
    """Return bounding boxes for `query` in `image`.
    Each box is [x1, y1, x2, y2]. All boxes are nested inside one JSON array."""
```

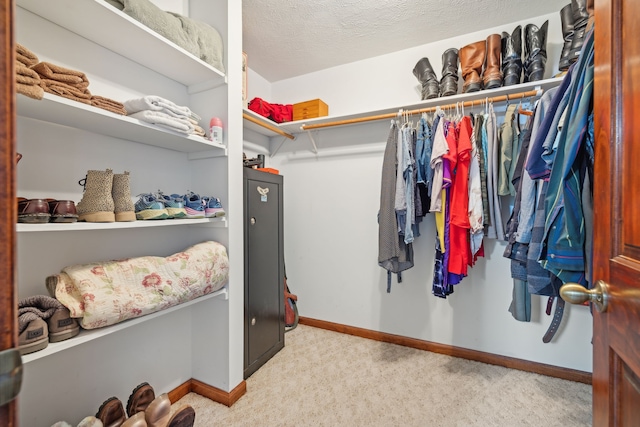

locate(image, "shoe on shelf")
[[46, 199, 79, 223], [17, 198, 51, 223], [18, 316, 48, 355], [134, 194, 169, 220], [202, 196, 225, 218], [18, 294, 79, 345], [112, 171, 136, 222], [179, 192, 205, 219], [96, 397, 126, 427], [156, 191, 187, 219], [76, 169, 116, 223]]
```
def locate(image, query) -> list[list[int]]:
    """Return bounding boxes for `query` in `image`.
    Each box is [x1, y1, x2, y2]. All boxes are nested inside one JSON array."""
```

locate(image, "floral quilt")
[[51, 241, 229, 329]]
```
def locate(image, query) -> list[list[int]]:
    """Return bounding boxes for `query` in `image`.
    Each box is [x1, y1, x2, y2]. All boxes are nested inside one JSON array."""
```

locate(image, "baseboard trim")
[[299, 317, 592, 385], [168, 378, 247, 407]]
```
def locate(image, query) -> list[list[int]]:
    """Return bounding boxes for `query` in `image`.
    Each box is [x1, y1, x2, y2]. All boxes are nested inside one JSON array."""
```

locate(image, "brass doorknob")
[[560, 279, 609, 312]]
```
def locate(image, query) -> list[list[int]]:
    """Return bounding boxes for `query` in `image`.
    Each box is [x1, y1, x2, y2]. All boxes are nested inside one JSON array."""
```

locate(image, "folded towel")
[[193, 125, 205, 137], [91, 95, 126, 115], [16, 43, 39, 67], [40, 79, 92, 104], [17, 82, 44, 100], [15, 64, 41, 85], [123, 95, 192, 118], [129, 110, 195, 134], [32, 62, 90, 89]]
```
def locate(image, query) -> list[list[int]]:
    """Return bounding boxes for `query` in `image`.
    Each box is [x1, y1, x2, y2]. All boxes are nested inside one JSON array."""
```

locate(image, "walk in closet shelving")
[[15, 1, 244, 425], [242, 76, 564, 155]]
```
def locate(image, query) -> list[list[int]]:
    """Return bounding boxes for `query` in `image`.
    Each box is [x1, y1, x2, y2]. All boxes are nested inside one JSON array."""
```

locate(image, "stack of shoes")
[[18, 295, 80, 355], [76, 169, 136, 223], [96, 382, 196, 427]]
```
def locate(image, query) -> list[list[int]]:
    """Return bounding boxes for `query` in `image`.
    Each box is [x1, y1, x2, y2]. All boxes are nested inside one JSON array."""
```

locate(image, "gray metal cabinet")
[[243, 168, 284, 378]]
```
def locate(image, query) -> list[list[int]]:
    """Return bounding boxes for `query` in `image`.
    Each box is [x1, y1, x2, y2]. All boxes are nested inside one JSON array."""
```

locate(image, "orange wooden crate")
[[292, 99, 329, 121]]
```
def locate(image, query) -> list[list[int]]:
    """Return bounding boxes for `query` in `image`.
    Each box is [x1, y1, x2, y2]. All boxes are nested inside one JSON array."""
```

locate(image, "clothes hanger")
[[518, 94, 534, 116]]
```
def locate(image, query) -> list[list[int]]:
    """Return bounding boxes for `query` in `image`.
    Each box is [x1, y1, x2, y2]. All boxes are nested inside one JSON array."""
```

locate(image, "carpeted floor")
[[172, 324, 592, 426]]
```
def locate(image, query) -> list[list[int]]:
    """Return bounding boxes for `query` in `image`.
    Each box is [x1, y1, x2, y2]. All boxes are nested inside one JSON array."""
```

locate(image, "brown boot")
[[127, 382, 156, 417], [166, 405, 195, 427], [483, 34, 502, 89], [460, 40, 486, 93], [96, 396, 126, 427], [144, 393, 171, 427]]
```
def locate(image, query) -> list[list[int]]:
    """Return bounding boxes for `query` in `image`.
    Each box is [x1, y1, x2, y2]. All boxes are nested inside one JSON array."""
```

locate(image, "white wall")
[[248, 12, 594, 373]]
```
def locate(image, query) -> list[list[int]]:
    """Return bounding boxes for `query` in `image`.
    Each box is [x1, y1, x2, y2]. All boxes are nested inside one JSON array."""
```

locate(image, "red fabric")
[[448, 117, 473, 276], [247, 98, 293, 123]]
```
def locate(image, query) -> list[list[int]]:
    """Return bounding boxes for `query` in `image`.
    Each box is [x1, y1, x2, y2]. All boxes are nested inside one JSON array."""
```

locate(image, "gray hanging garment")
[[378, 120, 414, 292]]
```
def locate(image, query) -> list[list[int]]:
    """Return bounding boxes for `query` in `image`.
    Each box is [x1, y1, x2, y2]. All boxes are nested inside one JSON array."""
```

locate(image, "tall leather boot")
[[413, 57, 439, 100], [501, 26, 522, 86], [439, 48, 459, 97], [558, 4, 575, 71], [460, 40, 485, 93], [567, 0, 589, 65], [523, 20, 548, 82], [483, 34, 502, 89]]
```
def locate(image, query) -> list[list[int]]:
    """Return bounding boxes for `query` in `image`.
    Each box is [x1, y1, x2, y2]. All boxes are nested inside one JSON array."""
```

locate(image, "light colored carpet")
[[173, 324, 592, 426]]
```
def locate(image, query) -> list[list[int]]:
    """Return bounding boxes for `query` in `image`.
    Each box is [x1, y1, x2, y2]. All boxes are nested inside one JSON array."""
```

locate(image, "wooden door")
[[592, 0, 640, 424], [0, 0, 18, 426]]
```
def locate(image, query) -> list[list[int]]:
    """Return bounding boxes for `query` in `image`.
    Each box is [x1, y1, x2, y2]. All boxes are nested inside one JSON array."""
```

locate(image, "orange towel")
[[17, 82, 44, 100], [90, 95, 126, 115], [15, 63, 41, 86], [32, 62, 90, 89], [40, 79, 91, 104], [16, 43, 38, 67]]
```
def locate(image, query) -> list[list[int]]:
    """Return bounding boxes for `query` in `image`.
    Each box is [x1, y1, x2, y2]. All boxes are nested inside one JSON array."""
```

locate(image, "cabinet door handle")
[[251, 317, 256, 326], [250, 217, 256, 225]]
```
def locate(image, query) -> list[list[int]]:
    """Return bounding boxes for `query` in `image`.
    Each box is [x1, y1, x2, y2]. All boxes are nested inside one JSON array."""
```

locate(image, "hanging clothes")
[[485, 103, 505, 240], [378, 120, 414, 292]]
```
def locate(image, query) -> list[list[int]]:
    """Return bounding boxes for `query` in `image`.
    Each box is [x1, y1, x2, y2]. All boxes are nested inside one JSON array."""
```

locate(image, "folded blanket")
[[16, 43, 39, 67], [49, 241, 229, 329], [129, 110, 195, 134], [15, 63, 41, 85], [40, 79, 92, 104], [193, 125, 205, 137], [105, 0, 225, 73], [91, 95, 126, 115], [17, 82, 44, 100], [124, 95, 192, 118], [32, 62, 90, 89]]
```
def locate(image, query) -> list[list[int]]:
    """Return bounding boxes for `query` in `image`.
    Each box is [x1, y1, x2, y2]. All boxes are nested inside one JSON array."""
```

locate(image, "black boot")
[[439, 48, 459, 97], [558, 4, 575, 71], [567, 0, 589, 65], [523, 20, 548, 82], [413, 57, 439, 100], [501, 26, 522, 86]]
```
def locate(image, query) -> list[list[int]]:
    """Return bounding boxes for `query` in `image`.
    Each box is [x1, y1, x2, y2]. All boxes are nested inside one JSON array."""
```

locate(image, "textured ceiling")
[[242, 0, 563, 82]]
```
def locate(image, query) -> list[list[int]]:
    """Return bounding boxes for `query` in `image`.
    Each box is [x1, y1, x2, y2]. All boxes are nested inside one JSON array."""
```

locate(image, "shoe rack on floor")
[[13, 1, 244, 425]]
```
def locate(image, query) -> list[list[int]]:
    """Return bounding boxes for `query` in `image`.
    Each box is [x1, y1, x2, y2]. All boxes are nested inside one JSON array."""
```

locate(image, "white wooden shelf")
[[17, 217, 227, 232], [21, 287, 229, 364], [17, 93, 227, 155], [16, 0, 226, 93], [242, 108, 294, 139], [278, 77, 564, 133]]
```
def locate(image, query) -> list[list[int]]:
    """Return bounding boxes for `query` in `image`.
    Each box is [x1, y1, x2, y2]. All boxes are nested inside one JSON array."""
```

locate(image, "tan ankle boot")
[[460, 40, 486, 93], [121, 412, 147, 427], [112, 171, 136, 222], [76, 169, 115, 222]]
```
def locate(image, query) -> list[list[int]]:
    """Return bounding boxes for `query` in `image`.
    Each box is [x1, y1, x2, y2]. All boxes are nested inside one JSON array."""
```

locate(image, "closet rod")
[[243, 112, 295, 140], [301, 88, 543, 131]]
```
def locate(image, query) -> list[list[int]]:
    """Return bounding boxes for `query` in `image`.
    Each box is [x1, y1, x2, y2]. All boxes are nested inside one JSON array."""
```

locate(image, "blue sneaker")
[[134, 194, 169, 220], [156, 191, 187, 219], [179, 192, 205, 219], [202, 196, 225, 218]]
